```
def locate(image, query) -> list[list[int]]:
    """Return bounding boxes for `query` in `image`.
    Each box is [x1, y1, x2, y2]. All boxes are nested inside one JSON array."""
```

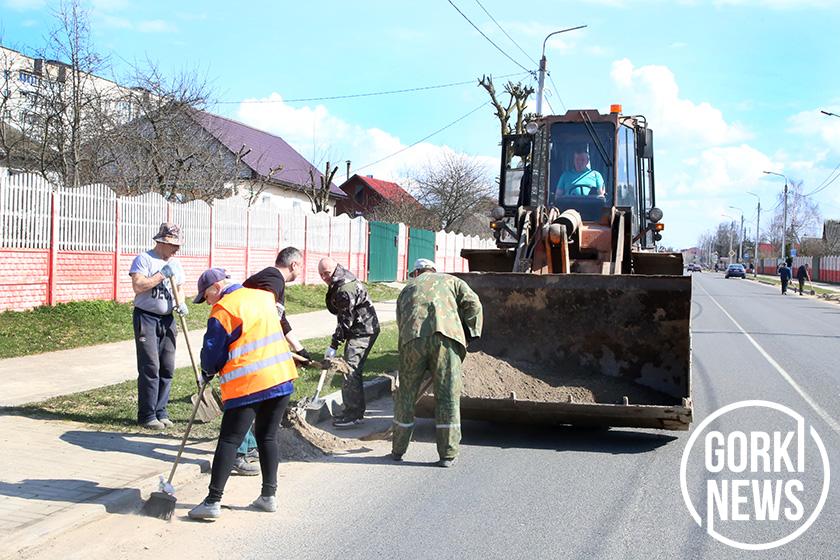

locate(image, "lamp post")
[[820, 109, 840, 118], [535, 25, 587, 116], [729, 205, 744, 263], [763, 171, 789, 262], [722, 213, 736, 265], [747, 192, 761, 277]]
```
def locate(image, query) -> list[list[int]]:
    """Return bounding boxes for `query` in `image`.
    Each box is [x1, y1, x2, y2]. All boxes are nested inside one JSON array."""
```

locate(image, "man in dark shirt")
[[779, 262, 792, 295], [796, 263, 811, 295]]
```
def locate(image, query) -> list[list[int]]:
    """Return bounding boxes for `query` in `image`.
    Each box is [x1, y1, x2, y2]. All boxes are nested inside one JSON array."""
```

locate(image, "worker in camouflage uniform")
[[392, 258, 483, 467], [318, 257, 380, 427]]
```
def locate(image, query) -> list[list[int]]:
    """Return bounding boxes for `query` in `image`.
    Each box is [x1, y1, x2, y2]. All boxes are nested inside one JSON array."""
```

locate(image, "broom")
[[141, 378, 208, 520]]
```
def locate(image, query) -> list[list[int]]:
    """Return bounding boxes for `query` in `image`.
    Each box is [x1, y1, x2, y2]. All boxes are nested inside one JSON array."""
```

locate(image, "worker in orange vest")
[[188, 268, 298, 521]]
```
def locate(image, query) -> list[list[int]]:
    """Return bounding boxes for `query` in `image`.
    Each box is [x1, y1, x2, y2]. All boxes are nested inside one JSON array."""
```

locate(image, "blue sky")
[[3, 0, 840, 249]]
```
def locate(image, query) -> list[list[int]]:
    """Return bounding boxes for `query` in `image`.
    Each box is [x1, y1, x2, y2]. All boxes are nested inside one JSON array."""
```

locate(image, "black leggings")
[[207, 394, 291, 502]]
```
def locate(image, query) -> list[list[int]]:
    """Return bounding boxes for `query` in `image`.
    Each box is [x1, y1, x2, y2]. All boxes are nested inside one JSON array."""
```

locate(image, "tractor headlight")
[[490, 206, 506, 220]]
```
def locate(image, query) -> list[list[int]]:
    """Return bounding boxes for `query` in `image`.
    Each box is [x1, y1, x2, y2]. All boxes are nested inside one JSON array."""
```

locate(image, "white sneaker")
[[188, 500, 221, 520], [251, 495, 277, 512]]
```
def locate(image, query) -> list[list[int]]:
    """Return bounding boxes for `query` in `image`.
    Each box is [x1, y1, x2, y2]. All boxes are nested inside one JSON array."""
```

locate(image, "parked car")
[[687, 263, 702, 272], [725, 264, 746, 279]]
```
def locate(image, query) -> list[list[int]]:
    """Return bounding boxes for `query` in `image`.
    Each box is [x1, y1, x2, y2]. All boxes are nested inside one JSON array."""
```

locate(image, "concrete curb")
[[5, 456, 212, 558], [304, 375, 395, 425]]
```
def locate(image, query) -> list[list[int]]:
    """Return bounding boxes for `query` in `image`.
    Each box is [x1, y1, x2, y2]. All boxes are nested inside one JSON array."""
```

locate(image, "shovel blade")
[[192, 386, 223, 423]]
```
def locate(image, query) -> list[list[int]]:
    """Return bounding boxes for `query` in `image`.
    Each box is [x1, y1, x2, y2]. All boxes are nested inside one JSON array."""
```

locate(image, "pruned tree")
[[368, 197, 436, 230], [478, 75, 535, 137], [304, 160, 338, 213], [408, 151, 495, 236]]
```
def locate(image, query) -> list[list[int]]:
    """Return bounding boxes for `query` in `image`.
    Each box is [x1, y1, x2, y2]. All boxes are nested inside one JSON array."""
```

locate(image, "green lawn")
[[747, 274, 837, 297], [4, 324, 399, 438], [0, 283, 400, 359]]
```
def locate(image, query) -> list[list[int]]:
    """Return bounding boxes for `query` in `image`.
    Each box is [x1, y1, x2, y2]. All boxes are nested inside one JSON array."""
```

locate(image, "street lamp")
[[535, 25, 587, 116], [729, 205, 744, 263], [722, 213, 736, 265], [820, 109, 840, 118], [763, 170, 789, 262], [746, 191, 761, 278]]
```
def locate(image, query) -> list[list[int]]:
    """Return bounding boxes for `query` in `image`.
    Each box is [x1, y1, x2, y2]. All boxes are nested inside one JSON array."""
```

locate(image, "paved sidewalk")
[[0, 297, 398, 557], [749, 273, 840, 294], [0, 300, 397, 407]]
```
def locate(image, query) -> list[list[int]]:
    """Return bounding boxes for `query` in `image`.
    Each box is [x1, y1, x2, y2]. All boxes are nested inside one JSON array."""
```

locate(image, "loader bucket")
[[417, 272, 692, 430]]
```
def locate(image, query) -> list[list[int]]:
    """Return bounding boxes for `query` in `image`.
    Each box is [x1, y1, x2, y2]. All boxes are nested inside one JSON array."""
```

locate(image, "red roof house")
[[336, 174, 421, 217]]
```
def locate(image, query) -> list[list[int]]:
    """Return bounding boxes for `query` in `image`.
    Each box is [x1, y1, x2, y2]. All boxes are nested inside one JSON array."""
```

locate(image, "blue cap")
[[194, 268, 229, 303]]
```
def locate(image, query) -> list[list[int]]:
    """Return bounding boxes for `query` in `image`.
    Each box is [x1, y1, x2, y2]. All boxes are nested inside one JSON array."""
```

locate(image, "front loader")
[[419, 106, 692, 430]]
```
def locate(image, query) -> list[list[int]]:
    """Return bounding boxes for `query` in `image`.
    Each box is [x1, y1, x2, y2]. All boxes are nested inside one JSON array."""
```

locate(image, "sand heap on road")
[[460, 351, 675, 405]]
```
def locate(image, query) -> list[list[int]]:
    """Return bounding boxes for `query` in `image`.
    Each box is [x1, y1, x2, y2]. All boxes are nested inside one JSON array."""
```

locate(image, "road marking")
[[697, 282, 840, 435]]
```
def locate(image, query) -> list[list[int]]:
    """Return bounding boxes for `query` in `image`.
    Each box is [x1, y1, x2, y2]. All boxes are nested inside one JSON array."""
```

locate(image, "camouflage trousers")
[[341, 333, 378, 419], [392, 333, 465, 460]]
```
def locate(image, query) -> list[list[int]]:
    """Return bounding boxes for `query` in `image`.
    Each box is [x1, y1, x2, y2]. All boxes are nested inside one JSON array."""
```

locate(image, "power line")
[[546, 72, 568, 113], [446, 0, 533, 74], [473, 0, 536, 66], [352, 101, 488, 174], [212, 72, 528, 105], [804, 162, 840, 197]]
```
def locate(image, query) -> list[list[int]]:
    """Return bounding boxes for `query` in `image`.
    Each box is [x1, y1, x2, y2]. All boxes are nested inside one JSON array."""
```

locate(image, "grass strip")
[[0, 283, 400, 359], [3, 323, 399, 439]]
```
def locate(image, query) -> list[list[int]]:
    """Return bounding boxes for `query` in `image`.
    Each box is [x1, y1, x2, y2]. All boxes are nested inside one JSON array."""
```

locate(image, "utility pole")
[[535, 25, 587, 115], [763, 171, 789, 263], [739, 214, 745, 263], [747, 192, 761, 278]]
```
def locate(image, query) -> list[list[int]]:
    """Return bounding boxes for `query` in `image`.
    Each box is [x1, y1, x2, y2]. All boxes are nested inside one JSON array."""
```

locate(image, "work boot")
[[333, 415, 364, 428], [158, 418, 174, 428], [251, 495, 277, 513], [140, 419, 165, 430], [232, 455, 260, 476], [437, 457, 457, 468], [188, 500, 221, 520]]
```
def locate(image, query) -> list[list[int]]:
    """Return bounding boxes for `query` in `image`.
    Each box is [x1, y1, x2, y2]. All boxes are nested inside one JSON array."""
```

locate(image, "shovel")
[[170, 277, 223, 423]]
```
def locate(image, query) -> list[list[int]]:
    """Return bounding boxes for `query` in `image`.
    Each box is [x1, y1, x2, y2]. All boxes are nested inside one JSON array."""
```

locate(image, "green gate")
[[368, 221, 399, 282], [408, 228, 435, 272]]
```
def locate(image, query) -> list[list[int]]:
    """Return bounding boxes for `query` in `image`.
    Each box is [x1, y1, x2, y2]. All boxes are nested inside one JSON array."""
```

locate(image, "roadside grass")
[[3, 323, 399, 439], [746, 274, 838, 297], [0, 282, 400, 359]]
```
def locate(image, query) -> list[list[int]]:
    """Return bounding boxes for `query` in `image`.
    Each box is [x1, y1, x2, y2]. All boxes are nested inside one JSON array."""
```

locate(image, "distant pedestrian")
[[318, 257, 380, 427], [392, 259, 483, 468], [778, 262, 792, 295], [188, 268, 298, 520], [128, 223, 187, 430], [797, 263, 811, 295]]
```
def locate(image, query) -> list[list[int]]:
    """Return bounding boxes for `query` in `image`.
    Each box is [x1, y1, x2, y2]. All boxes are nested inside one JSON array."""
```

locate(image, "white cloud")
[[136, 19, 177, 33], [235, 95, 497, 184], [788, 108, 840, 157], [4, 0, 45, 9], [714, 0, 834, 8], [671, 144, 776, 196], [610, 58, 750, 146]]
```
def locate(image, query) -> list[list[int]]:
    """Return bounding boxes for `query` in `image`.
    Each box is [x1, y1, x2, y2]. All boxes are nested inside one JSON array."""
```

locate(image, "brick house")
[[336, 173, 421, 217]]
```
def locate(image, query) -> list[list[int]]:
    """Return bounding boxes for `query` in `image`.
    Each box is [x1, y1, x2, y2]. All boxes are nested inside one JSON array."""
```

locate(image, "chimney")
[[367, 174, 374, 178], [345, 160, 351, 181], [33, 58, 43, 75]]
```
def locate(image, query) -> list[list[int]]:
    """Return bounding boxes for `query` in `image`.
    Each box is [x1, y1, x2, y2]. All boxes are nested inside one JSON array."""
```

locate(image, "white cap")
[[411, 258, 437, 274]]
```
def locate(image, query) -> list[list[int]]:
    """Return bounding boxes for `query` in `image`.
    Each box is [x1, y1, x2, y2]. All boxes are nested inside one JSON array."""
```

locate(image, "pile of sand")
[[460, 351, 673, 405]]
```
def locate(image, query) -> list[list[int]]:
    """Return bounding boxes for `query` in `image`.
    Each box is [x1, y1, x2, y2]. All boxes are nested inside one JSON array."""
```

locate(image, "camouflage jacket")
[[396, 272, 483, 350], [326, 264, 380, 348]]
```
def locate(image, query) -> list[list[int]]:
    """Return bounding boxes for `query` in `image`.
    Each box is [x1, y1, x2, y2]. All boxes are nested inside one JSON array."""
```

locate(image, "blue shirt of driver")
[[555, 167, 605, 199]]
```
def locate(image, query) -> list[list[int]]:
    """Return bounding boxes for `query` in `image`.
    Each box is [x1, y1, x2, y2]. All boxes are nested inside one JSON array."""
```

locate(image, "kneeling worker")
[[188, 268, 298, 520], [392, 259, 483, 467]]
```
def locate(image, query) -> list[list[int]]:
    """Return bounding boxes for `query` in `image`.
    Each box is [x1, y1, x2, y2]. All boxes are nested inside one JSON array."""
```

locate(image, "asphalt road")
[[28, 272, 839, 560]]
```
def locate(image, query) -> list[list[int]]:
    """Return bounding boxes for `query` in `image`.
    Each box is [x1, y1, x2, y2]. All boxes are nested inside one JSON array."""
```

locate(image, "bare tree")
[[304, 160, 338, 213], [478, 75, 535, 137], [409, 151, 495, 235], [762, 180, 821, 256], [368, 197, 436, 230]]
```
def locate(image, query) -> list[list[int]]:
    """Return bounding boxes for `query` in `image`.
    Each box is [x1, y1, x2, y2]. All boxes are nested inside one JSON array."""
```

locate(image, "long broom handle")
[[166, 379, 206, 485], [169, 277, 204, 391], [313, 369, 328, 401]]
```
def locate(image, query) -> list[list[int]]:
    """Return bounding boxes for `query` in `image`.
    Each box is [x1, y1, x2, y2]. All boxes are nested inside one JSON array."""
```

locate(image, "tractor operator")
[[554, 148, 605, 199]]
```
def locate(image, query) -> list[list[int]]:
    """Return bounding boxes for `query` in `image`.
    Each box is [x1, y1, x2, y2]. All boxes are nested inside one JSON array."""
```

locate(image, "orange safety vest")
[[210, 288, 298, 402]]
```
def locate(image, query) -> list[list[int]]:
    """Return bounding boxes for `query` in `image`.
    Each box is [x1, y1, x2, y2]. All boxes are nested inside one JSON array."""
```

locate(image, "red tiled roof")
[[355, 175, 420, 206]]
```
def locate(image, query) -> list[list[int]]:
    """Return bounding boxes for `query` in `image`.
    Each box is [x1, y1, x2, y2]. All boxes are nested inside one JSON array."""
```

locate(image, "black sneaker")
[[333, 416, 363, 428]]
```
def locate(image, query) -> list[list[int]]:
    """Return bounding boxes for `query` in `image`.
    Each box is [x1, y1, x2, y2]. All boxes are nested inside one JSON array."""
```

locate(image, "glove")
[[175, 302, 189, 316], [160, 264, 175, 278], [324, 347, 337, 359], [200, 370, 215, 386], [296, 348, 313, 363]]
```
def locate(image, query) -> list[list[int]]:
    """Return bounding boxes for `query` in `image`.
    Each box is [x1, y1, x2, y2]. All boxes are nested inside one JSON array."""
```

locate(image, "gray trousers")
[[341, 332, 379, 418]]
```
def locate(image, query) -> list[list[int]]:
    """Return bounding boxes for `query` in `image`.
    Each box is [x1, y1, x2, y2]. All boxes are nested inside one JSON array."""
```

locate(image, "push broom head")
[[141, 491, 177, 520]]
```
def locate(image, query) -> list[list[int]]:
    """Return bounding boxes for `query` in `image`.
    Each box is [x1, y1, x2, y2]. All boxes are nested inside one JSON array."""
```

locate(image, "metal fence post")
[[47, 188, 59, 306], [113, 196, 121, 301]]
